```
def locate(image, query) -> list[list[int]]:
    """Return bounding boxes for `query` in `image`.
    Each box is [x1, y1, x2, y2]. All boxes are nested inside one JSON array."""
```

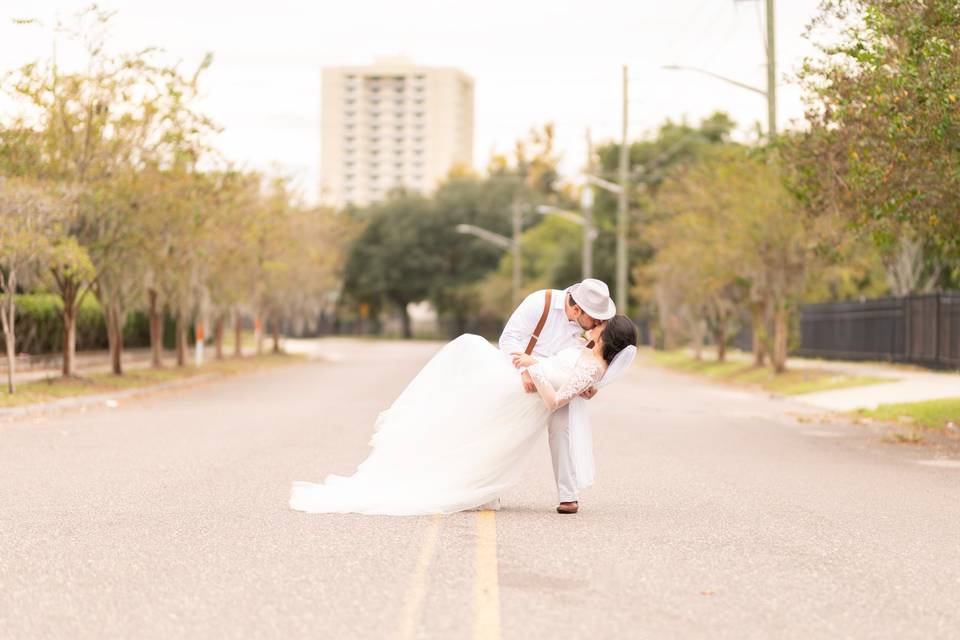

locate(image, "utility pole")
[[668, 1, 777, 141], [765, 0, 777, 139], [511, 198, 523, 307], [583, 128, 595, 279], [616, 65, 629, 313]]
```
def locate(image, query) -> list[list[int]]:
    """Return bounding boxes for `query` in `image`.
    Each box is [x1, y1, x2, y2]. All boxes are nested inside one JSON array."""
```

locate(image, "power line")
[[662, 0, 723, 64], [694, 5, 744, 67]]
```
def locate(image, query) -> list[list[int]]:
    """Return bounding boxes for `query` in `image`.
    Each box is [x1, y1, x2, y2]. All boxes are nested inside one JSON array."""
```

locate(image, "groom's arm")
[[500, 291, 545, 394], [498, 290, 543, 356]]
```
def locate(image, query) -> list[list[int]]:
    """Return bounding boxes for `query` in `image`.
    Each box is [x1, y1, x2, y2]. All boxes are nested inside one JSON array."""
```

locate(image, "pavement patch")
[[914, 459, 960, 469]]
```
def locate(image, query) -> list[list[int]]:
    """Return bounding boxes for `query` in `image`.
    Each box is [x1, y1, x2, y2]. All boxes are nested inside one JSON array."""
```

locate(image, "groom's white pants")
[[549, 406, 578, 503]]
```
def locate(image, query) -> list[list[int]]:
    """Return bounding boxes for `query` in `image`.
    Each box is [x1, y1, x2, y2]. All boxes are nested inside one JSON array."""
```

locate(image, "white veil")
[[567, 345, 637, 490]]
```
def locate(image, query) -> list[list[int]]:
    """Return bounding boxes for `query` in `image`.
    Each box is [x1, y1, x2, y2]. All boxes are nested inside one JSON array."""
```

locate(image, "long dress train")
[[289, 334, 601, 515]]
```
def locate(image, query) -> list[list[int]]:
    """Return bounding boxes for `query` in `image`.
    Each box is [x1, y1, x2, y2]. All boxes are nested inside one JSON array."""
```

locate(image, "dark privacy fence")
[[798, 293, 960, 369]]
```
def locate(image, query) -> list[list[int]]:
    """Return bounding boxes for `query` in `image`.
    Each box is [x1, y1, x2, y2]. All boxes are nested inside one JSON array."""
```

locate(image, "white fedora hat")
[[569, 278, 616, 320]]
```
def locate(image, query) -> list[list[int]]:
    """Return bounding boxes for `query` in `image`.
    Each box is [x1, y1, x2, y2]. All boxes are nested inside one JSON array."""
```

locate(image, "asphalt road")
[[2, 338, 959, 639]]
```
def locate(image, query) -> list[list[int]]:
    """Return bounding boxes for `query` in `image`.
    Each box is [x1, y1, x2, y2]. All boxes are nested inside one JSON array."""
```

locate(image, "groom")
[[498, 278, 616, 514]]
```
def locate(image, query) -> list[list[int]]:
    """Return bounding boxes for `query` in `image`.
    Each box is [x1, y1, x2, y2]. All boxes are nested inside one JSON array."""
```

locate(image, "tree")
[[652, 147, 825, 372], [0, 177, 59, 392], [203, 170, 261, 360], [429, 175, 523, 330], [342, 193, 447, 338], [3, 7, 216, 375], [648, 164, 744, 361], [595, 113, 739, 319], [795, 0, 960, 268]]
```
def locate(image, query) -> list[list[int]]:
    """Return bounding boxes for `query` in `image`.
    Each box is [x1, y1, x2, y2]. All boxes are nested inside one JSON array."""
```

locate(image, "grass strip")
[[647, 350, 890, 396], [0, 352, 304, 408], [857, 397, 960, 431]]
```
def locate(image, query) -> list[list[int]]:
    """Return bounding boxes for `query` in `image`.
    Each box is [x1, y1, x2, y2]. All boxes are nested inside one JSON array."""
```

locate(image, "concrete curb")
[[0, 373, 220, 419]]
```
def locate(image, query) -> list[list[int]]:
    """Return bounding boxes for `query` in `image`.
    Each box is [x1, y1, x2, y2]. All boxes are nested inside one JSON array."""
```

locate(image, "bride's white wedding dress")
[[289, 334, 604, 515]]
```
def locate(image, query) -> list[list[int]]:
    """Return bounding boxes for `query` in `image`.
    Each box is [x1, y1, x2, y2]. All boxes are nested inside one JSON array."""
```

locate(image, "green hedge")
[[12, 294, 153, 355]]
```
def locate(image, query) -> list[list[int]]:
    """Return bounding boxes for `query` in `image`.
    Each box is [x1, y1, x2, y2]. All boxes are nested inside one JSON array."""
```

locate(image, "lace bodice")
[[526, 347, 605, 412]]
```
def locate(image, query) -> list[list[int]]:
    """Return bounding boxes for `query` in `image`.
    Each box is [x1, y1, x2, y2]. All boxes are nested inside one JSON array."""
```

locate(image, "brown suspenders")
[[524, 290, 553, 355]]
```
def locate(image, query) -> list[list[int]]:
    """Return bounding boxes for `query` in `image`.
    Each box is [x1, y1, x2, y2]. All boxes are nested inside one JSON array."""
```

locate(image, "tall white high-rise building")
[[320, 57, 474, 208]]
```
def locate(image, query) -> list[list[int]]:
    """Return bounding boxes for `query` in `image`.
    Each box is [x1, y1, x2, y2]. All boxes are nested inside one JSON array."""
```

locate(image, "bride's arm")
[[527, 357, 603, 412]]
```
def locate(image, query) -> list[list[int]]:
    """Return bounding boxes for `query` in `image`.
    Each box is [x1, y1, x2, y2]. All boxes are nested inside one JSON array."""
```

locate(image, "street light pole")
[[616, 65, 629, 313], [765, 0, 777, 139], [455, 200, 524, 307], [536, 204, 597, 280], [667, 0, 777, 140], [511, 198, 523, 307], [583, 128, 595, 279]]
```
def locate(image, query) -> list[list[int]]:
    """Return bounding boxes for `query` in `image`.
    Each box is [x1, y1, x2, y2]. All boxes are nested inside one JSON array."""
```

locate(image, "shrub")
[[13, 293, 152, 355]]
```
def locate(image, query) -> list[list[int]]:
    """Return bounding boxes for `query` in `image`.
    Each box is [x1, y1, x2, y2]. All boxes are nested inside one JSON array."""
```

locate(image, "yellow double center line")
[[397, 515, 443, 640], [472, 510, 502, 640], [396, 511, 502, 640]]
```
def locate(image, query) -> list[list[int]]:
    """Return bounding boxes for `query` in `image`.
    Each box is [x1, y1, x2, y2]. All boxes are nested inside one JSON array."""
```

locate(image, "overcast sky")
[[2, 1, 828, 202]]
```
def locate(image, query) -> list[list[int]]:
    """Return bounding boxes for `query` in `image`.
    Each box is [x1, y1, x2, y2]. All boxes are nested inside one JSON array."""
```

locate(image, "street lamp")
[[662, 0, 777, 142], [661, 64, 766, 97], [455, 200, 523, 306], [584, 174, 623, 195], [454, 224, 513, 251], [584, 168, 628, 309], [536, 203, 598, 279]]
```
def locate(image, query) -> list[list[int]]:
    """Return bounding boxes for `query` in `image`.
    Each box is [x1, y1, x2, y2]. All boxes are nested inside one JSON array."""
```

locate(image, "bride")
[[289, 315, 639, 516]]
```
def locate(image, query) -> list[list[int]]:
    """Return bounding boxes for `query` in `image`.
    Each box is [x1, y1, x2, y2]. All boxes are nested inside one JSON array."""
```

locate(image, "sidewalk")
[[0, 374, 217, 418], [1, 344, 288, 419], [719, 349, 960, 411], [4, 346, 258, 384]]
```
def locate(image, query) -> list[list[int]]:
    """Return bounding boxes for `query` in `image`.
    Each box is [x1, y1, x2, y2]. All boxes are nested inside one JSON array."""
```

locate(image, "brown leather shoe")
[[557, 501, 579, 514]]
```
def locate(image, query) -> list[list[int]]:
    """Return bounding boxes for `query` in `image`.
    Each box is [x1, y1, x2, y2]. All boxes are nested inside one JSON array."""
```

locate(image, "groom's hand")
[[580, 387, 598, 400], [520, 371, 537, 393]]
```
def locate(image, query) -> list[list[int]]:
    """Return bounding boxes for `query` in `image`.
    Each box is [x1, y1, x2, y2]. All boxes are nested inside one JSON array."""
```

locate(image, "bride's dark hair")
[[600, 315, 638, 363]]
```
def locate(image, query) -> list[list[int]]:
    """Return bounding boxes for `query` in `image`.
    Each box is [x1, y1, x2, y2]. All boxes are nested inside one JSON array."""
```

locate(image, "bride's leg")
[[548, 407, 578, 504]]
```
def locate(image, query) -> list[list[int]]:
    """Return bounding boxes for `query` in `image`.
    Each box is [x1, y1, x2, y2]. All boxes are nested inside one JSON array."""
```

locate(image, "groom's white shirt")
[[498, 288, 584, 358], [499, 287, 586, 503]]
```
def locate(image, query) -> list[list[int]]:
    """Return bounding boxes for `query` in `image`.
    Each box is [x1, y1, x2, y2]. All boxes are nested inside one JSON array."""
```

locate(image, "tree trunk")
[[271, 317, 281, 353], [58, 275, 80, 378], [4, 326, 14, 394], [255, 315, 264, 355], [2, 290, 15, 394], [750, 302, 767, 367], [714, 327, 726, 362], [112, 320, 124, 375], [691, 318, 705, 361], [234, 313, 243, 357], [62, 302, 77, 377], [772, 303, 789, 374], [148, 289, 164, 368], [215, 317, 224, 360], [176, 314, 187, 367], [401, 307, 412, 339], [101, 299, 124, 376]]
